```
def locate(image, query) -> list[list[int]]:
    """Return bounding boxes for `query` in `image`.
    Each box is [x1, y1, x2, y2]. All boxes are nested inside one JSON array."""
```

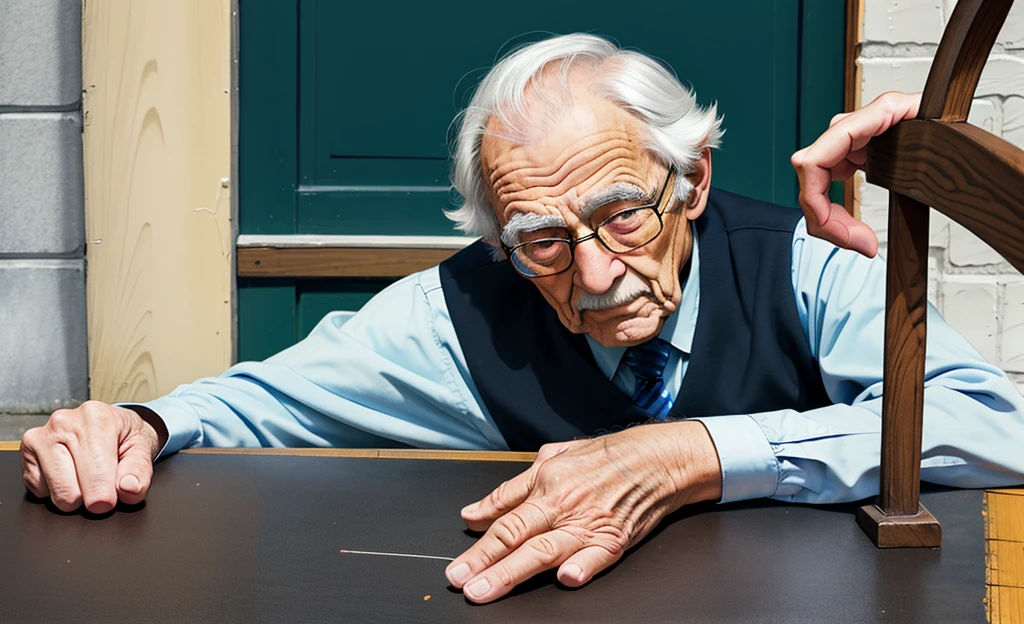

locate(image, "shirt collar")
[[586, 223, 700, 377]]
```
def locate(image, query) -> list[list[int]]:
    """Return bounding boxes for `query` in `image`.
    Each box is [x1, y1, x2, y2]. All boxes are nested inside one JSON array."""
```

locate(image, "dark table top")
[[0, 450, 988, 623]]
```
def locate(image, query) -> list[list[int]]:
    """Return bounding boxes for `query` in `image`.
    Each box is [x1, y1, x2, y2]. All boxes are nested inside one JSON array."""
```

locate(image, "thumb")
[[115, 439, 154, 506], [461, 442, 572, 530], [461, 468, 533, 532]]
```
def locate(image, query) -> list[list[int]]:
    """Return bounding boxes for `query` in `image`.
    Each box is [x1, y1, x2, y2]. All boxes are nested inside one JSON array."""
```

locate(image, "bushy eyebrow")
[[579, 183, 649, 220], [500, 212, 567, 247]]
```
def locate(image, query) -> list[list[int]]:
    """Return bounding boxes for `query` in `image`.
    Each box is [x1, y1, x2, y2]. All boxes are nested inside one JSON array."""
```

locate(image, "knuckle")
[[47, 409, 77, 431], [489, 482, 512, 512], [476, 546, 496, 568], [527, 536, 561, 566], [493, 515, 526, 548], [20, 427, 43, 447], [50, 488, 81, 511], [535, 461, 569, 487], [80, 400, 111, 420], [495, 566, 516, 589]]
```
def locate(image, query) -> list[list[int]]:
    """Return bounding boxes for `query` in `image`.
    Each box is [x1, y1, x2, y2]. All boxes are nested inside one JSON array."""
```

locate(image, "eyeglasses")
[[501, 166, 677, 278]]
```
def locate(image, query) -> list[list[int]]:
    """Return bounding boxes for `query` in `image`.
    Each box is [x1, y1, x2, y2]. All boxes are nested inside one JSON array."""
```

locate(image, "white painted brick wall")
[[1003, 280, 1024, 373], [860, 0, 1024, 394]]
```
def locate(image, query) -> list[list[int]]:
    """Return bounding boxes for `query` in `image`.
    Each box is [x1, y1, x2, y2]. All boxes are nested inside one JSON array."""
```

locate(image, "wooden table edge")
[[0, 441, 535, 462]]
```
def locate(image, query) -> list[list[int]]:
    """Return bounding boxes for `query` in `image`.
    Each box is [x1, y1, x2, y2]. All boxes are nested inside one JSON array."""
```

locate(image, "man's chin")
[[580, 308, 667, 348]]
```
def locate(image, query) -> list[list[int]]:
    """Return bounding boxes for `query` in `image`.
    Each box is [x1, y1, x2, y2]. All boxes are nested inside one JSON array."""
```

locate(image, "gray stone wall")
[[0, 0, 86, 438]]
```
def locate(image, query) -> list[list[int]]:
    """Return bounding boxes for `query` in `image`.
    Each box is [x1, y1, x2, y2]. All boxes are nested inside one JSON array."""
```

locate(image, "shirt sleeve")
[[697, 218, 1024, 504], [123, 267, 508, 457]]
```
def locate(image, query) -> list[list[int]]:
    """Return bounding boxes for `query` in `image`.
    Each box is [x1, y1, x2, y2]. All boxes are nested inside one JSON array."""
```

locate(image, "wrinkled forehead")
[[479, 94, 657, 218]]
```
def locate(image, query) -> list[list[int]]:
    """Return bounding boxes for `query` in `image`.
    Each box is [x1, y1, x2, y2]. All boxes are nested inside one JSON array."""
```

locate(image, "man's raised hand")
[[445, 421, 722, 603], [791, 91, 922, 257], [20, 401, 163, 513]]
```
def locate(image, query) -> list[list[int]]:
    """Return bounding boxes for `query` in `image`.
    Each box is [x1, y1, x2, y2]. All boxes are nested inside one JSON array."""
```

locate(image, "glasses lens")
[[597, 208, 663, 252], [511, 239, 572, 277]]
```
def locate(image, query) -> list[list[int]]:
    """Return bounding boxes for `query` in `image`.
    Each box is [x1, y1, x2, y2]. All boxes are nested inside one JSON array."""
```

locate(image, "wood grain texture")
[[866, 120, 1024, 273], [237, 246, 459, 278], [879, 193, 931, 516], [986, 489, 1024, 623], [920, 0, 1013, 121], [83, 1, 232, 403], [856, 503, 942, 548], [843, 0, 863, 217]]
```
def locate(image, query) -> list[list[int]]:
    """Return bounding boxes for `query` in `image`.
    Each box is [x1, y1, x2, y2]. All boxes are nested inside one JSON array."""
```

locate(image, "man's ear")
[[682, 147, 712, 221]]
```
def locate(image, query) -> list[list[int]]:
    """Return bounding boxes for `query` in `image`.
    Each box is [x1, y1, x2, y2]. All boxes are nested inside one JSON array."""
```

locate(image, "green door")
[[238, 0, 846, 361]]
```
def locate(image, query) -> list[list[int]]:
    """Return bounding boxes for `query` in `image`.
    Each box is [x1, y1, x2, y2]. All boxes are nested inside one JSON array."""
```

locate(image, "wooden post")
[[855, 193, 941, 547]]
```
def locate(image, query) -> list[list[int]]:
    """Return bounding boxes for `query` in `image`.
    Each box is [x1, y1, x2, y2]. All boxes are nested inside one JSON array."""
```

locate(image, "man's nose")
[[573, 239, 626, 293]]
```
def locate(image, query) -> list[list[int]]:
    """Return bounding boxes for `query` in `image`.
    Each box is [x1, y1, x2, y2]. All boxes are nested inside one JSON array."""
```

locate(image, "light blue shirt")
[[138, 218, 1024, 505]]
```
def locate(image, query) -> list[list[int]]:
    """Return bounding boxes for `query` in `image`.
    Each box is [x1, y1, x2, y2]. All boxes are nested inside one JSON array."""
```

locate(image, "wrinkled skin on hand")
[[20, 401, 164, 514], [791, 91, 922, 258], [445, 421, 722, 603]]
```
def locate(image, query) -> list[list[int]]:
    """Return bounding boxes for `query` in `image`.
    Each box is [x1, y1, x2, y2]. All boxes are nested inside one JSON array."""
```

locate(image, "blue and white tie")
[[620, 338, 675, 420]]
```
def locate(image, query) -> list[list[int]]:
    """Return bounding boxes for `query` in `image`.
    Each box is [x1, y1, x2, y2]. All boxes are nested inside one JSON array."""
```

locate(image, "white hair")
[[446, 33, 725, 243]]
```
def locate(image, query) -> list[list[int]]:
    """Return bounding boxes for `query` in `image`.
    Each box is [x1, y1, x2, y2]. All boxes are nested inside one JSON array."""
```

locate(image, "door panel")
[[238, 0, 845, 359]]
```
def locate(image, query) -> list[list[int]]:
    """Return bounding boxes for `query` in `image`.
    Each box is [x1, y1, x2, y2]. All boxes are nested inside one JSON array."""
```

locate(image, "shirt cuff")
[[692, 414, 779, 504], [118, 395, 203, 458]]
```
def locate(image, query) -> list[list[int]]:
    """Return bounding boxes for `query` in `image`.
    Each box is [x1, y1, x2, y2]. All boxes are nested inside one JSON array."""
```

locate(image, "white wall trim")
[[236, 234, 479, 249]]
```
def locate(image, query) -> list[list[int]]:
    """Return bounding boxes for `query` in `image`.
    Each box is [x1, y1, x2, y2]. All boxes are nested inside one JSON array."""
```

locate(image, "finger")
[[20, 430, 50, 499], [69, 426, 119, 514], [802, 199, 879, 257], [830, 160, 860, 182], [460, 528, 583, 604], [845, 147, 868, 168], [829, 111, 852, 127], [447, 501, 551, 588], [461, 468, 535, 532], [115, 441, 155, 505], [558, 544, 624, 588], [35, 443, 83, 512]]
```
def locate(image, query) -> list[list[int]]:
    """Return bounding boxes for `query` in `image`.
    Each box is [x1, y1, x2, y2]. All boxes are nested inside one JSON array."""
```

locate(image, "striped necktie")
[[620, 338, 675, 420]]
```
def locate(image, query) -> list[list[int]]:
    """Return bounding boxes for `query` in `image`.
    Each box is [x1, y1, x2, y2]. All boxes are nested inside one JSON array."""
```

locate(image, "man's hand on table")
[[791, 90, 922, 258], [20, 401, 164, 513], [446, 421, 722, 604]]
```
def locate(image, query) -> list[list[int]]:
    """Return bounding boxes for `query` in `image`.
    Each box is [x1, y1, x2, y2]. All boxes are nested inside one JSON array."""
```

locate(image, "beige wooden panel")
[[83, 0, 232, 402]]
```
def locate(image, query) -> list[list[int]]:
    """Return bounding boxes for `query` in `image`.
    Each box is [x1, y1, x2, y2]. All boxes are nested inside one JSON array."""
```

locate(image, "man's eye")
[[604, 209, 644, 231], [520, 228, 569, 244], [523, 240, 566, 265]]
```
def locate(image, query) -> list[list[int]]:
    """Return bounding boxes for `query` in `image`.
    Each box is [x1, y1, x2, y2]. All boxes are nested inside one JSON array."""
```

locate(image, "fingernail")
[[448, 563, 472, 585], [461, 502, 478, 516], [563, 563, 584, 582], [119, 475, 141, 494], [466, 578, 491, 599]]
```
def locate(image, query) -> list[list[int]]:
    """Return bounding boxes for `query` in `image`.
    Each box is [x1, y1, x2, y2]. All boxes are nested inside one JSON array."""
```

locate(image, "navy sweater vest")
[[439, 189, 831, 451]]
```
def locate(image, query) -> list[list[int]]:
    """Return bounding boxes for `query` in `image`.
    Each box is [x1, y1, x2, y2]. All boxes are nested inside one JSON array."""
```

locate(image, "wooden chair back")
[[857, 0, 1024, 547]]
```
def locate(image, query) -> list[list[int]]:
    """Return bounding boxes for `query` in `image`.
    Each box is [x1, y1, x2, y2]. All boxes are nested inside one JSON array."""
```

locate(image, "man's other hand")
[[445, 421, 722, 604], [20, 401, 162, 513], [791, 91, 922, 258]]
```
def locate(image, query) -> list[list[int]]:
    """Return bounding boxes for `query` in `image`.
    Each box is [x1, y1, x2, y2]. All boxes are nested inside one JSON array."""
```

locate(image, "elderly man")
[[20, 34, 1024, 604]]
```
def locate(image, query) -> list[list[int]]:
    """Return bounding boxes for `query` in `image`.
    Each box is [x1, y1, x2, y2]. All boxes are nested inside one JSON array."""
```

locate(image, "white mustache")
[[575, 272, 652, 311]]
